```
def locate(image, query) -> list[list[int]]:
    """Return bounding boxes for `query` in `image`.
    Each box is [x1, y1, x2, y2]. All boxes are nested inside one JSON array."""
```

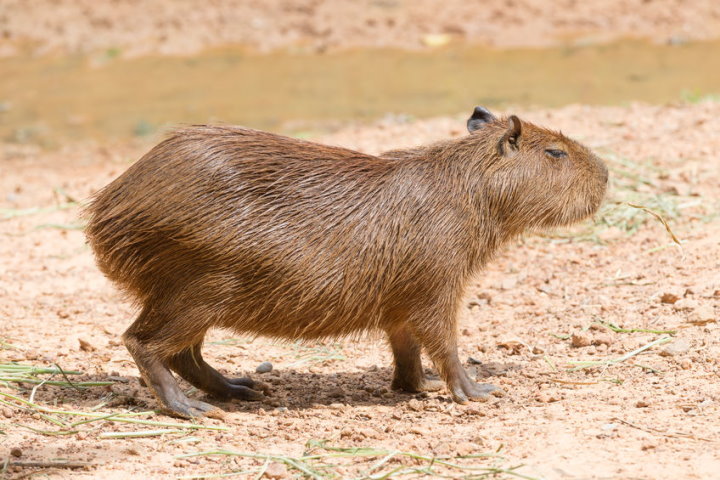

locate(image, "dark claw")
[[227, 377, 256, 388], [227, 384, 265, 401]]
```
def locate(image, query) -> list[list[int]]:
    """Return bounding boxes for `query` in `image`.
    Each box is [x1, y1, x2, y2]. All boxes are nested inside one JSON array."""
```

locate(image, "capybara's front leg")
[[412, 307, 498, 403]]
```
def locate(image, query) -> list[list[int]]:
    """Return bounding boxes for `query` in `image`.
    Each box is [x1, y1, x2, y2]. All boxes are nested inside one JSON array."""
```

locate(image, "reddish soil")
[[2, 0, 720, 56], [1, 102, 719, 479]]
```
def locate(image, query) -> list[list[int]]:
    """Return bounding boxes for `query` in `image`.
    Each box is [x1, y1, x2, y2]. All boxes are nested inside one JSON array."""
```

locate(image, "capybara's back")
[[87, 126, 437, 340], [86, 108, 607, 417]]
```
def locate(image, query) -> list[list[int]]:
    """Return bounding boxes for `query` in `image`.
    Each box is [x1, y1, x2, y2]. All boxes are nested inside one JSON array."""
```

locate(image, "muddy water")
[[0, 40, 717, 144]]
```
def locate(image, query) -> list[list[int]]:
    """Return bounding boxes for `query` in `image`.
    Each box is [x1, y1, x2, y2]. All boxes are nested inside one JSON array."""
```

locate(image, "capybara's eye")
[[545, 149, 567, 159]]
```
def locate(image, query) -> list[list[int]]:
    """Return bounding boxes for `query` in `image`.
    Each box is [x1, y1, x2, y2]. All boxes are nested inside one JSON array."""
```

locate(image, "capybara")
[[85, 106, 608, 417]]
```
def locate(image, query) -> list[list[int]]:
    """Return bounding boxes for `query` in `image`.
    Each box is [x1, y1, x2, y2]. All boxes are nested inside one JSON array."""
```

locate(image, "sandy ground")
[[1, 101, 719, 479], [2, 0, 720, 56]]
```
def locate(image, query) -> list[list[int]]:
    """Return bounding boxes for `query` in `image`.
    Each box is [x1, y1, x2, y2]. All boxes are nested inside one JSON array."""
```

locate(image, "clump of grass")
[[178, 439, 540, 480], [0, 391, 227, 437], [594, 320, 676, 336], [594, 200, 682, 244], [0, 339, 19, 350], [0, 202, 77, 221], [133, 119, 156, 137], [207, 338, 345, 368], [1, 186, 80, 223], [0, 363, 114, 389], [566, 336, 672, 372], [680, 89, 720, 104], [34, 222, 86, 230], [288, 342, 346, 368], [0, 362, 226, 438]]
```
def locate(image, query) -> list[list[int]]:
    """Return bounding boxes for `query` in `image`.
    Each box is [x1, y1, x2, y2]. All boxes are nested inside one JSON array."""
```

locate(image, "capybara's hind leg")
[[412, 310, 498, 403], [168, 344, 266, 401], [387, 324, 443, 393], [122, 309, 217, 418]]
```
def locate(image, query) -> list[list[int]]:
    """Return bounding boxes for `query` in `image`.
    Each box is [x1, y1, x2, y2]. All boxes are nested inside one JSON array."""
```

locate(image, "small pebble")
[[571, 332, 592, 348], [256, 361, 273, 374], [264, 462, 289, 479], [689, 305, 715, 324], [635, 400, 649, 408], [660, 339, 691, 357], [659, 292, 680, 304], [592, 333, 614, 346], [78, 338, 96, 352], [10, 447, 22, 458], [2, 407, 13, 418], [672, 298, 698, 312], [535, 393, 560, 403], [407, 399, 423, 412], [455, 441, 477, 456]]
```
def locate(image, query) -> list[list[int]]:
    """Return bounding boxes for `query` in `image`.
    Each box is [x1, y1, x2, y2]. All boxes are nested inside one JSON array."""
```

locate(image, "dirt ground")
[[2, 0, 720, 56], [1, 1, 720, 478], [1, 101, 719, 479]]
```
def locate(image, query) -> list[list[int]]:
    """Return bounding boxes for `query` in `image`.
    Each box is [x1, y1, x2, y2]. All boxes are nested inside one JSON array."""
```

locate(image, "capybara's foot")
[[449, 381, 499, 404], [215, 382, 265, 401], [465, 382, 499, 400], [228, 377, 271, 395], [164, 396, 219, 418], [391, 375, 444, 393], [168, 345, 268, 401]]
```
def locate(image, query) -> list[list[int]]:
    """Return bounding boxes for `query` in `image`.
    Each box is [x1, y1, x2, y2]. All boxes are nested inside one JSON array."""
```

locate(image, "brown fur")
[[84, 109, 608, 417]]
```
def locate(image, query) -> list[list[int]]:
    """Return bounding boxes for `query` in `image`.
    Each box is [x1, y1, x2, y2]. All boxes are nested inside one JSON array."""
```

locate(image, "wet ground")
[[2, 39, 719, 145]]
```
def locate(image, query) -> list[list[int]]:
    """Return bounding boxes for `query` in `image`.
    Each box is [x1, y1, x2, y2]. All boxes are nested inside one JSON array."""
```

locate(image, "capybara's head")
[[464, 106, 608, 233]]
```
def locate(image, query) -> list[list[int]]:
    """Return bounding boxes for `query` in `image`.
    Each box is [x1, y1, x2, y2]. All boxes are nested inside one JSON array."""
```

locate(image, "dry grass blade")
[[612, 417, 715, 442], [287, 342, 346, 367], [2, 459, 90, 469], [567, 336, 672, 371], [595, 320, 676, 335], [99, 429, 186, 439], [0, 362, 113, 389], [0, 201, 77, 221], [624, 203, 681, 245], [0, 338, 20, 350], [179, 440, 540, 480], [0, 391, 228, 433]]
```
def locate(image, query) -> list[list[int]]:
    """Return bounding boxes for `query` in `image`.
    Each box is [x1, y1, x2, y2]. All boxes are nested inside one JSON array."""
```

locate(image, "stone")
[[660, 339, 691, 357], [571, 332, 592, 348], [592, 333, 614, 346], [264, 462, 289, 479], [672, 298, 698, 312], [689, 305, 715, 325], [659, 292, 680, 304], [256, 361, 273, 374]]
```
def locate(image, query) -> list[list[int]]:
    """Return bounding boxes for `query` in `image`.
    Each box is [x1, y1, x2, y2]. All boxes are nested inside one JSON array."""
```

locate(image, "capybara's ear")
[[498, 115, 522, 155], [467, 106, 497, 133]]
